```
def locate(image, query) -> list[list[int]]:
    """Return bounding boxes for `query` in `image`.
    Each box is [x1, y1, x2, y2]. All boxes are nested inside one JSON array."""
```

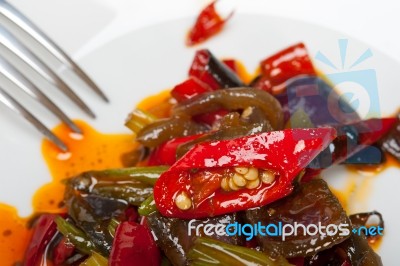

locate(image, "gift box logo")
[[313, 39, 383, 164], [315, 39, 381, 124]]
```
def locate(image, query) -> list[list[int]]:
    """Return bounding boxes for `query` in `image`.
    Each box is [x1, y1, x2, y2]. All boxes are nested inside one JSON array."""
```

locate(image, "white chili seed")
[[246, 178, 260, 189], [241, 107, 253, 118], [175, 192, 192, 210], [221, 177, 230, 191], [228, 177, 240, 191], [244, 167, 259, 181], [234, 167, 249, 175], [232, 173, 247, 187], [260, 170, 276, 184]]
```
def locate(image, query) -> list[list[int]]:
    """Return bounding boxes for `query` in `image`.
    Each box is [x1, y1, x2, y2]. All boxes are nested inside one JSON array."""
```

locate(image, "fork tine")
[[0, 56, 82, 133], [0, 1, 109, 102], [0, 25, 96, 118], [0, 86, 67, 151]]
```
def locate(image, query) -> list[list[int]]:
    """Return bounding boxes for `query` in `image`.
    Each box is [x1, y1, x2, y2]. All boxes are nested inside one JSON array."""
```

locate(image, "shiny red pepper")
[[171, 77, 211, 102], [124, 206, 139, 223], [222, 59, 238, 73], [189, 49, 243, 90], [24, 214, 63, 266], [154, 128, 336, 219], [109, 222, 161, 266], [187, 1, 233, 46], [52, 237, 75, 265], [253, 43, 316, 94], [148, 134, 203, 166]]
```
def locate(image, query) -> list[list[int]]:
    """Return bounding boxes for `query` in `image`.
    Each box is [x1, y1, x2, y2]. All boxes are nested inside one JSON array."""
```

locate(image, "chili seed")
[[232, 173, 246, 187], [175, 192, 192, 210], [246, 178, 260, 189], [221, 177, 230, 191], [234, 167, 249, 175], [228, 177, 240, 191], [260, 170, 275, 184], [241, 107, 253, 118], [244, 167, 258, 181]]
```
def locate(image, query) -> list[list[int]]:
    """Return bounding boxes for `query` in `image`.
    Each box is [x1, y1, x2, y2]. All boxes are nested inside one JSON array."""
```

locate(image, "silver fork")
[[0, 1, 108, 151]]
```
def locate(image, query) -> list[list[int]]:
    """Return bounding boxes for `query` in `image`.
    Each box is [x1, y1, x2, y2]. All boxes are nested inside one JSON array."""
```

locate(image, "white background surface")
[[8, 0, 400, 64]]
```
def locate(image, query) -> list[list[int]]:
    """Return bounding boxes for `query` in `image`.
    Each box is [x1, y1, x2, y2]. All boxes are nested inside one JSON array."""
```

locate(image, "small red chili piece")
[[187, 0, 233, 46], [171, 77, 212, 102], [109, 222, 161, 266], [148, 134, 203, 166], [254, 43, 316, 94]]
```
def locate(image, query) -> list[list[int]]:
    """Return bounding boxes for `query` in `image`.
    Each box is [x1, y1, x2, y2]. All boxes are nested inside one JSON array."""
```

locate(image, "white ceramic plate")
[[0, 4, 399, 264]]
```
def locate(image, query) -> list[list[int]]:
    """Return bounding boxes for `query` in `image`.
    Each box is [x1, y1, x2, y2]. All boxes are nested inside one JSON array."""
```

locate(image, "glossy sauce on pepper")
[[0, 61, 392, 264]]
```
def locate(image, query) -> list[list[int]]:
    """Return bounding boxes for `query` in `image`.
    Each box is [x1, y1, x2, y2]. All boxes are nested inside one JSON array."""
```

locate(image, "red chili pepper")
[[109, 222, 161, 266], [148, 134, 203, 166], [189, 49, 243, 90], [303, 117, 397, 181], [171, 77, 212, 102], [222, 59, 238, 73], [154, 128, 336, 219], [124, 206, 139, 223], [254, 43, 316, 94], [187, 0, 233, 46], [24, 214, 64, 266], [52, 237, 75, 265]]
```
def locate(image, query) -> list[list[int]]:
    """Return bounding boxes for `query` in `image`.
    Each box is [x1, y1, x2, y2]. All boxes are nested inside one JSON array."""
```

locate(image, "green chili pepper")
[[125, 108, 158, 134], [138, 194, 157, 216], [55, 216, 95, 255]]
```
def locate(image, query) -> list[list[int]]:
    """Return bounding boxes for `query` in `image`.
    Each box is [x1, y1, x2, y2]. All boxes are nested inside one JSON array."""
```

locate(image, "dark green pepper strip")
[[55, 216, 96, 255], [136, 116, 207, 147], [93, 184, 153, 206], [66, 166, 168, 207], [177, 108, 273, 158], [80, 252, 108, 266], [173, 87, 284, 130], [138, 194, 157, 216], [187, 237, 292, 266], [91, 166, 169, 186]]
